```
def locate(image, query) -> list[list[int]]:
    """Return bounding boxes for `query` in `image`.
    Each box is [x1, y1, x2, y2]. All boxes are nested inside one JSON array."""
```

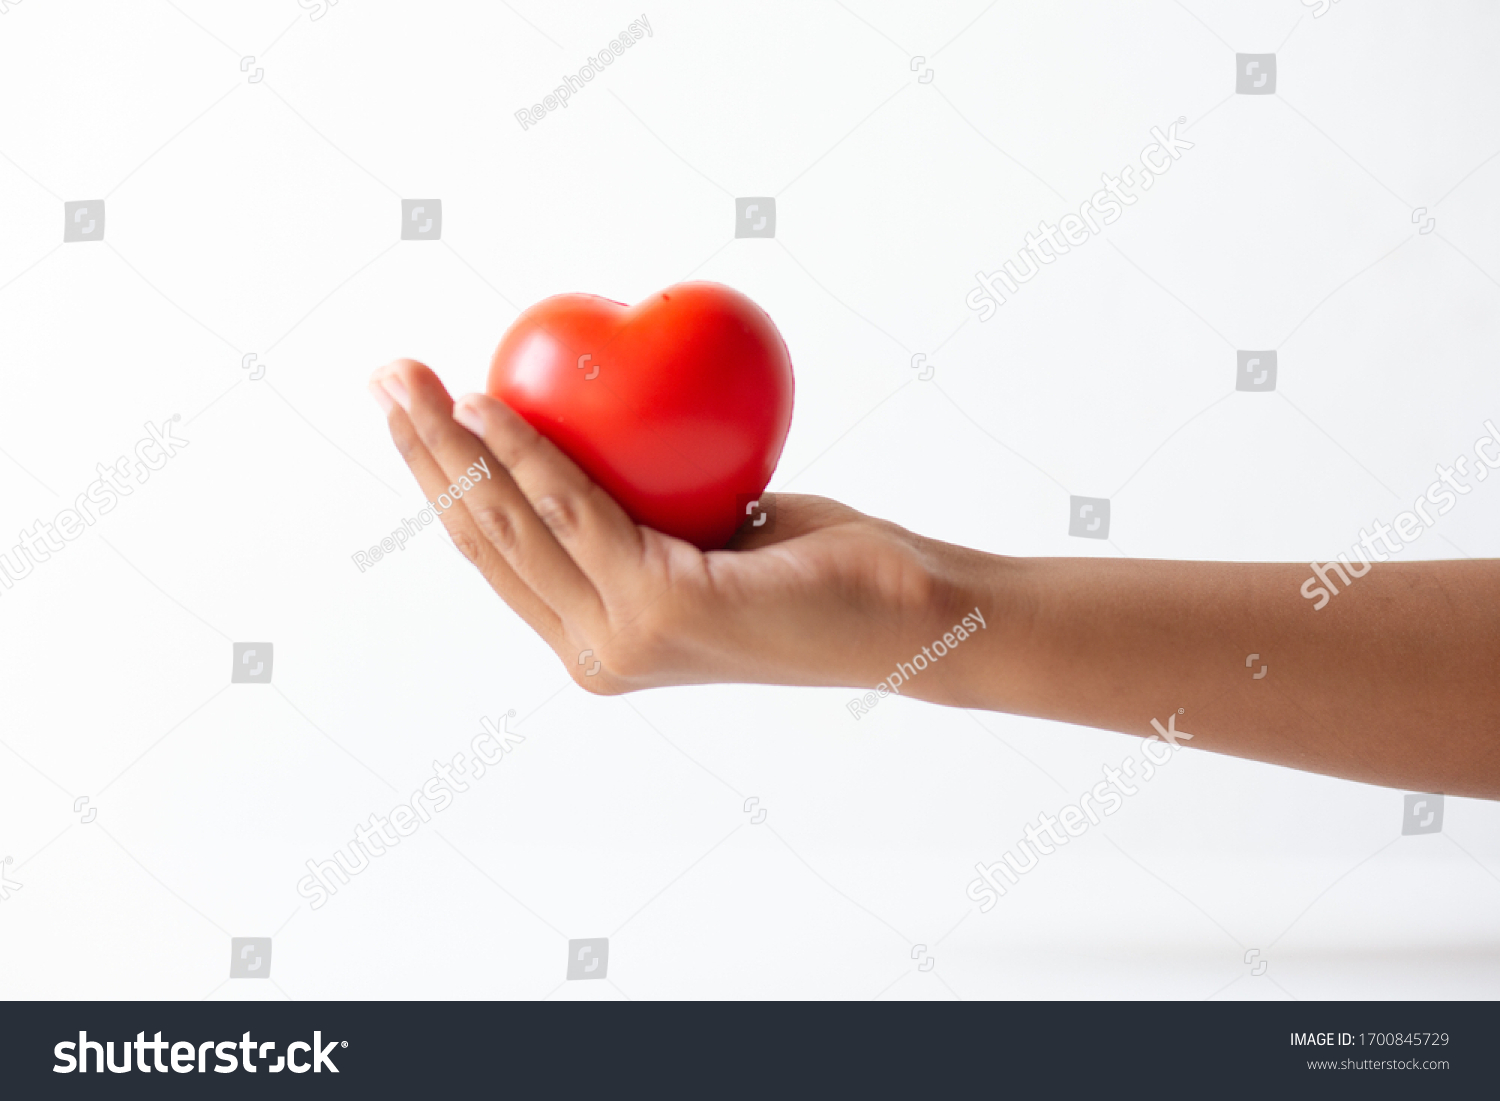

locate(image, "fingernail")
[[368, 380, 395, 414], [452, 399, 484, 436], [381, 376, 410, 411]]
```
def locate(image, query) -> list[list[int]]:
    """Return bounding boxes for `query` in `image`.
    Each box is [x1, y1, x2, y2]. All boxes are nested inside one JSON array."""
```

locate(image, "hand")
[[368, 360, 1500, 796], [368, 359, 999, 699]]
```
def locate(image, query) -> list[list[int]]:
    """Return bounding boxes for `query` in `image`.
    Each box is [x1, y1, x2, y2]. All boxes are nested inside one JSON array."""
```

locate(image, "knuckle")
[[388, 419, 422, 461], [413, 417, 446, 452], [471, 505, 518, 554], [450, 529, 483, 563], [534, 494, 579, 539]]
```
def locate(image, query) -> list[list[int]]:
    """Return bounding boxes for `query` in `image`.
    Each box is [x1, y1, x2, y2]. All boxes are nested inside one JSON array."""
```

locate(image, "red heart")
[[487, 282, 795, 550]]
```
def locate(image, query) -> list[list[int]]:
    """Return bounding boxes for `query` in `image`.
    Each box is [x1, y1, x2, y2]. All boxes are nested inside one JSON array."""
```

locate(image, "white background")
[[1, 0, 1498, 1000]]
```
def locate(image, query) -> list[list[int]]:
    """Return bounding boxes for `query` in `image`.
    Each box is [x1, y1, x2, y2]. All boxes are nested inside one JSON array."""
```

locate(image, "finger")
[[451, 391, 647, 590], [368, 370, 565, 646], [375, 359, 605, 630]]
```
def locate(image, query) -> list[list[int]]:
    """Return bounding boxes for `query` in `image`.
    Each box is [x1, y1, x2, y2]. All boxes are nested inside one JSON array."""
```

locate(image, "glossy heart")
[[486, 282, 794, 550]]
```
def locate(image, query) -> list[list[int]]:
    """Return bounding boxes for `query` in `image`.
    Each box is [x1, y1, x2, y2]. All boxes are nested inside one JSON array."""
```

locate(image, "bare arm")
[[371, 359, 1500, 800], [926, 553, 1500, 798]]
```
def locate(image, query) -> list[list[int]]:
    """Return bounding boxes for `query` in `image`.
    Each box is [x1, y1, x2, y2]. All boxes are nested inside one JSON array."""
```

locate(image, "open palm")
[[369, 359, 967, 696]]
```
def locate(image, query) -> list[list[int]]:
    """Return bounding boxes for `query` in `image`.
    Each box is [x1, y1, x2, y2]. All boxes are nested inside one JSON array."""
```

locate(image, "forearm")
[[914, 550, 1500, 798]]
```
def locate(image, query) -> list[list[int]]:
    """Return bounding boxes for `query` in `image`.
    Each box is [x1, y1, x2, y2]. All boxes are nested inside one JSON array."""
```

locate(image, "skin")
[[370, 359, 1500, 800]]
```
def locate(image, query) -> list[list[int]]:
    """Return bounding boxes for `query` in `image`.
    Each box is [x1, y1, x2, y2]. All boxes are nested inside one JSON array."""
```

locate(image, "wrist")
[[895, 536, 1035, 711]]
